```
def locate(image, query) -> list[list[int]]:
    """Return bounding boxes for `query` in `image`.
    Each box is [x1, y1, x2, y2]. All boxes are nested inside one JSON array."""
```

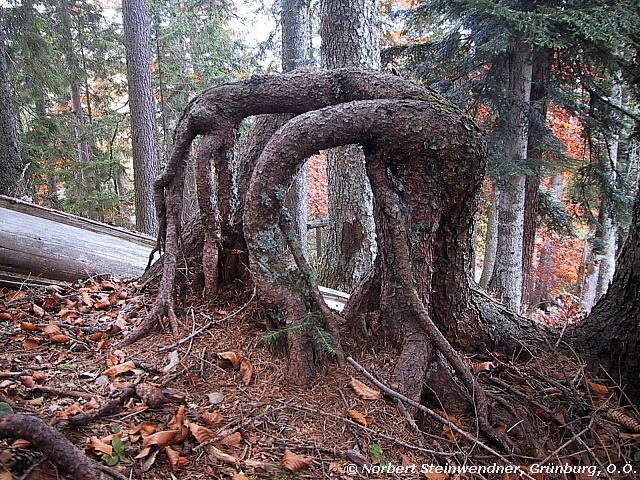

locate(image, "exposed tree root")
[[0, 414, 126, 480], [124, 68, 445, 347], [346, 358, 534, 479]]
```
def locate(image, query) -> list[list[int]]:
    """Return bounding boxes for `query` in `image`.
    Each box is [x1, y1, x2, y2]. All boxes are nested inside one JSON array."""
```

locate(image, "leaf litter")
[[0, 279, 638, 479]]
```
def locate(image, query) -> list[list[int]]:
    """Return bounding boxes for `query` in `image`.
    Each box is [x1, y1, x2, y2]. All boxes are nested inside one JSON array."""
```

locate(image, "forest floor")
[[0, 278, 639, 480]]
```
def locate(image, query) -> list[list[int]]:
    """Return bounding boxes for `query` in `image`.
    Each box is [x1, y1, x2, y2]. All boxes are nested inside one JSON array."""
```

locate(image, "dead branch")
[[346, 357, 536, 480], [69, 383, 137, 427], [282, 401, 462, 459], [0, 413, 125, 480]]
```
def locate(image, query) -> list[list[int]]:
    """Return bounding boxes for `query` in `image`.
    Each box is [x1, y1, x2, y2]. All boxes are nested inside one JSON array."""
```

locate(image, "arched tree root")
[[0, 414, 127, 480]]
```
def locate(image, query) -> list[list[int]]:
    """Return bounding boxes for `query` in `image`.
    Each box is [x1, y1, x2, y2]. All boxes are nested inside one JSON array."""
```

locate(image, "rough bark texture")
[[244, 98, 518, 449], [318, 0, 380, 291], [0, 414, 112, 480], [121, 68, 448, 347], [0, 32, 24, 197], [491, 41, 533, 313], [123, 0, 160, 235], [568, 182, 640, 396]]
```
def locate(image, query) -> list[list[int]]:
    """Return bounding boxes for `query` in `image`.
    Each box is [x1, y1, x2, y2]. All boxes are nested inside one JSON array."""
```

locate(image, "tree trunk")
[[122, 0, 160, 236], [478, 183, 498, 289], [318, 0, 380, 292], [490, 41, 533, 313], [595, 78, 622, 300], [0, 31, 24, 197], [122, 68, 457, 348], [568, 181, 640, 396]]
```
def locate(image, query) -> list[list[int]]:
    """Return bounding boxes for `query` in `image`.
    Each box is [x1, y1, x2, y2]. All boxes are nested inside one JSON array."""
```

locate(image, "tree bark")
[[318, 0, 380, 291], [568, 181, 640, 396], [478, 183, 498, 289], [0, 31, 24, 197], [490, 41, 533, 313], [123, 0, 160, 235]]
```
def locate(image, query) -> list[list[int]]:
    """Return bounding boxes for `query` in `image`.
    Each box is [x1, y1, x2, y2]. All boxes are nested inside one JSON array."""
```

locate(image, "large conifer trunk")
[[568, 183, 640, 396]]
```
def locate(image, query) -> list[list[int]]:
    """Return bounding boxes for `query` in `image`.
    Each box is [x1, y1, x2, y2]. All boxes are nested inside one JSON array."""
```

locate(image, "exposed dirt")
[[0, 279, 639, 479]]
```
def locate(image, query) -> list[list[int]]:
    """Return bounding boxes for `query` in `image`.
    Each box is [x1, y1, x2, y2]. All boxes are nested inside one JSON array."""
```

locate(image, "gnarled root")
[[0, 414, 126, 480]]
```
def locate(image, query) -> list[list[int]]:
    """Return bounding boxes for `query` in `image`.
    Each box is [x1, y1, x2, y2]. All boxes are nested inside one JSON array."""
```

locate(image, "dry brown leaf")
[[202, 410, 224, 427], [100, 280, 116, 290], [218, 351, 242, 368], [240, 360, 253, 385], [32, 371, 47, 382], [102, 360, 136, 376], [206, 444, 238, 464], [347, 409, 373, 426], [142, 429, 181, 448], [89, 331, 104, 341], [93, 300, 111, 309], [32, 303, 45, 317], [97, 338, 110, 349], [472, 361, 497, 374], [23, 337, 40, 350], [167, 405, 191, 443], [215, 431, 242, 447], [0, 472, 12, 480], [49, 334, 71, 343], [281, 449, 312, 472], [88, 435, 113, 456], [0, 312, 12, 321], [231, 473, 249, 480], [421, 467, 447, 480], [587, 380, 609, 399], [349, 377, 381, 400], [20, 321, 37, 331], [19, 375, 36, 388], [188, 422, 215, 443], [164, 446, 189, 471], [43, 323, 62, 335], [80, 290, 93, 307], [129, 421, 158, 437]]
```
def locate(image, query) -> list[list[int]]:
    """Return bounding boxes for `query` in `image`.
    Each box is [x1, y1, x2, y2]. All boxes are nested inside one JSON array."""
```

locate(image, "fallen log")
[[0, 195, 155, 285]]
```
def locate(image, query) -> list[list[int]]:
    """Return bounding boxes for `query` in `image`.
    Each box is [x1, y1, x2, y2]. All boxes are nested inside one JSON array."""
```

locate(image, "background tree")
[[0, 28, 23, 197], [318, 0, 380, 292], [122, 0, 160, 235]]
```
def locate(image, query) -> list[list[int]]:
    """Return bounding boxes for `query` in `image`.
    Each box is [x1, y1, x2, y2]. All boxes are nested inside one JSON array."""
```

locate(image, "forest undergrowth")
[[0, 278, 639, 479]]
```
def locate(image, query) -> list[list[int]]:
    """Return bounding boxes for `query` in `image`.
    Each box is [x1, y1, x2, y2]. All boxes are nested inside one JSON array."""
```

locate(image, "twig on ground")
[[158, 288, 256, 352], [346, 357, 536, 480], [69, 383, 138, 427], [282, 401, 461, 458]]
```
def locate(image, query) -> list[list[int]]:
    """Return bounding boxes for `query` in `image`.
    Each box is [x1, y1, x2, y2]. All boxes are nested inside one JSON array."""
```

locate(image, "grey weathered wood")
[[0, 195, 155, 284]]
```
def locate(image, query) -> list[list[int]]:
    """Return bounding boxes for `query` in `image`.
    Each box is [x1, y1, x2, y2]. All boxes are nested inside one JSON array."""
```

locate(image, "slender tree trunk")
[[318, 0, 380, 292], [521, 52, 550, 309], [282, 0, 309, 257], [595, 79, 622, 300], [0, 30, 24, 197], [490, 41, 533, 313], [479, 183, 498, 289], [531, 173, 564, 309], [122, 0, 160, 235]]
